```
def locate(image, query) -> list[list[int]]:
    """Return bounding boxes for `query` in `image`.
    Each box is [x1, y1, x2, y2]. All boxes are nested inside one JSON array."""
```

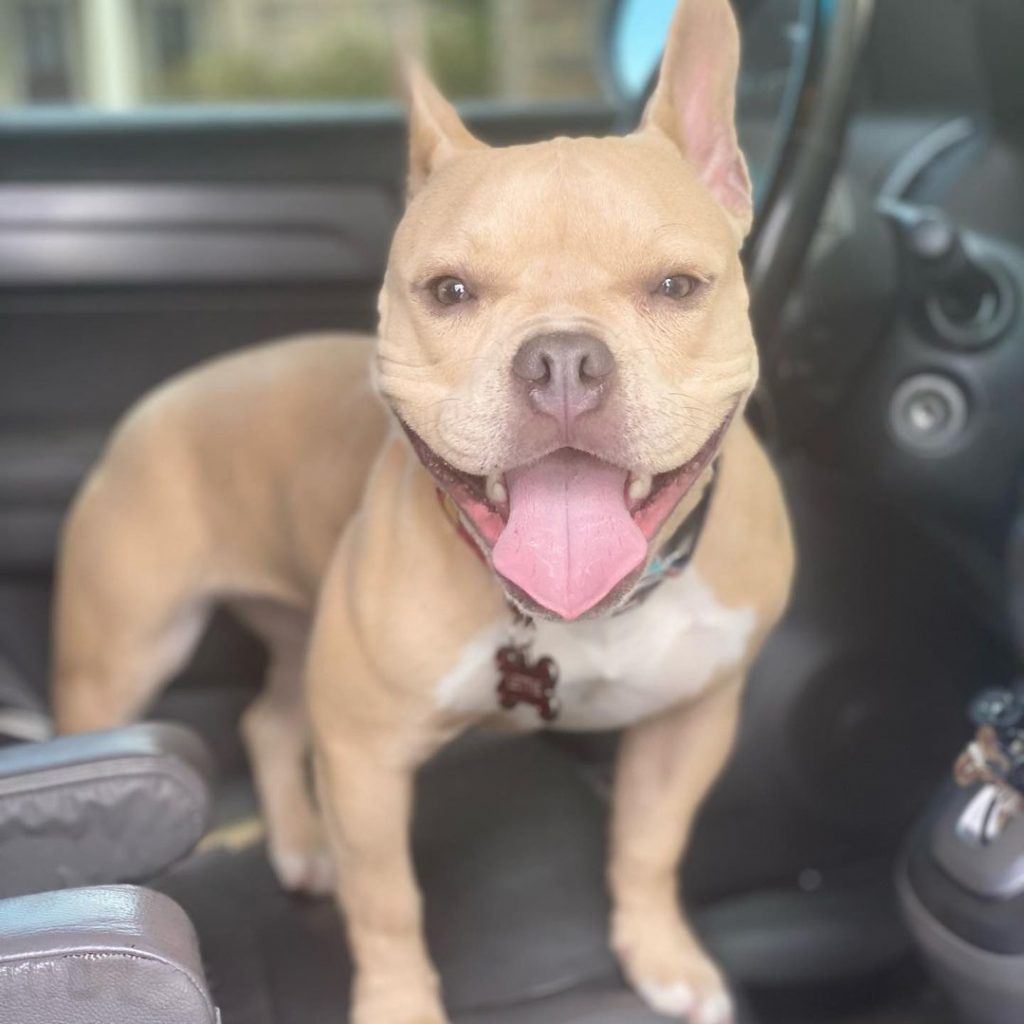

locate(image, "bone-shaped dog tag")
[[496, 645, 560, 722]]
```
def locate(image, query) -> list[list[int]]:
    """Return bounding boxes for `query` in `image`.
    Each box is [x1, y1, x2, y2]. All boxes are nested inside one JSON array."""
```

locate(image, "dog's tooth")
[[486, 475, 508, 505], [628, 473, 653, 503]]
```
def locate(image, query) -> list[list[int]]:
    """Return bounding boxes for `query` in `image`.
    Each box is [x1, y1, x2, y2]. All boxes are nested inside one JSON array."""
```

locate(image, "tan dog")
[[53, 1, 793, 1021]]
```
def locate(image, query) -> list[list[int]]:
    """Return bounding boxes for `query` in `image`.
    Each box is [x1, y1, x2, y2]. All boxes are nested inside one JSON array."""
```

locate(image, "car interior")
[[1, 0, 1023, 1021]]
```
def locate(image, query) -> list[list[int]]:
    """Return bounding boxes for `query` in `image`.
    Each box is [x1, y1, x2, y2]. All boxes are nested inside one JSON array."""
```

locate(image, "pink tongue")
[[492, 451, 647, 619]]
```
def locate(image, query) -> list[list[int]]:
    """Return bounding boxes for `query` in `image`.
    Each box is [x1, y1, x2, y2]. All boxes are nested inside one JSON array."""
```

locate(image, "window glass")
[[0, 0, 612, 110], [6, 1, 81, 103], [609, 0, 675, 98]]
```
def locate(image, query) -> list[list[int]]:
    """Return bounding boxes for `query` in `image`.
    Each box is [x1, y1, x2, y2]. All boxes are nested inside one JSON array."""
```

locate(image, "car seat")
[[0, 721, 712, 1023]]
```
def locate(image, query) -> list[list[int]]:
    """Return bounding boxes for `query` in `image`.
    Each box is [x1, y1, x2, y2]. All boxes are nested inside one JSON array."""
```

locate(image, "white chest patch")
[[434, 569, 757, 731]]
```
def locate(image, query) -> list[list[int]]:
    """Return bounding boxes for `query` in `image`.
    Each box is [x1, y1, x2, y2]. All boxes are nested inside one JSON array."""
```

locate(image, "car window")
[[608, 0, 676, 98], [0, 0, 612, 110]]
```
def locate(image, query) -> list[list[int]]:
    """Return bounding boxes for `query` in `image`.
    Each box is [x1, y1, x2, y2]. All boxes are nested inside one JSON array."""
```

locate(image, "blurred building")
[[0, 0, 605, 109]]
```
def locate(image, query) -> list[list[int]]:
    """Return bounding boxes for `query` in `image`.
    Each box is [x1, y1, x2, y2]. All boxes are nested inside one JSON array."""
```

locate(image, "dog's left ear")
[[641, 0, 753, 236], [404, 61, 487, 199]]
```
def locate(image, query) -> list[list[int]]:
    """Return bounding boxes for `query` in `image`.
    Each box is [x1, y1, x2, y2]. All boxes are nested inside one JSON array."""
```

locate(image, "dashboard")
[[759, 0, 1024, 636]]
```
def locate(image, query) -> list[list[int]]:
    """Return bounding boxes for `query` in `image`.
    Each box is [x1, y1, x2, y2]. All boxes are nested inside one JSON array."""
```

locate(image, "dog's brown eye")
[[657, 275, 700, 300], [431, 276, 472, 306]]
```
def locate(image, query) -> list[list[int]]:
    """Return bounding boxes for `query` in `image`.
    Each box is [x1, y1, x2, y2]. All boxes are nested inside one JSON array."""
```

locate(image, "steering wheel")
[[619, 0, 875, 440], [743, 0, 876, 346]]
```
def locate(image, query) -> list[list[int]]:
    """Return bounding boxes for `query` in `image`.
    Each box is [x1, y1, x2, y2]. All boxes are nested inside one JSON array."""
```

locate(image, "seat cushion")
[[458, 983, 674, 1022], [157, 731, 675, 1022]]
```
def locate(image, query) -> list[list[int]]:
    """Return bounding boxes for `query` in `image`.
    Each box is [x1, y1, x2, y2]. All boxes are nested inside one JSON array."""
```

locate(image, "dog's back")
[[52, 332, 387, 732]]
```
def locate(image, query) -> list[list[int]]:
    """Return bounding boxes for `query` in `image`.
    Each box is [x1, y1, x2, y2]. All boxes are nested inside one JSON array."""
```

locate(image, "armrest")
[[0, 885, 217, 1024], [0, 723, 213, 898]]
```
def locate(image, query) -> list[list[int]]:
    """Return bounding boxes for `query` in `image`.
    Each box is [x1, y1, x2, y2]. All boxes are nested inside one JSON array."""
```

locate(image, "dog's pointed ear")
[[404, 60, 486, 198], [641, 0, 753, 236]]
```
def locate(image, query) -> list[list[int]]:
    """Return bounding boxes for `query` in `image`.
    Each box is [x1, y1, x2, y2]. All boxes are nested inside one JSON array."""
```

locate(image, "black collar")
[[615, 462, 718, 613]]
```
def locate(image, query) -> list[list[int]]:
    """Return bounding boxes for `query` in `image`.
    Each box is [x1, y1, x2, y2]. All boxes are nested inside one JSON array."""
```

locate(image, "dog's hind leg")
[[53, 594, 210, 734], [51, 470, 212, 735], [234, 599, 333, 896]]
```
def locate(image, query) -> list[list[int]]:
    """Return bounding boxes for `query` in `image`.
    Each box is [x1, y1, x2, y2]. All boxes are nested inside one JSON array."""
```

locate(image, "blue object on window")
[[610, 0, 677, 98]]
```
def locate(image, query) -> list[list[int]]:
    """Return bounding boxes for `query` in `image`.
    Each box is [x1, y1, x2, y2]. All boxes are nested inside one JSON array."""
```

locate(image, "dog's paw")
[[613, 910, 733, 1023], [270, 841, 335, 898], [635, 980, 732, 1023], [353, 1008, 448, 1024], [351, 982, 449, 1024]]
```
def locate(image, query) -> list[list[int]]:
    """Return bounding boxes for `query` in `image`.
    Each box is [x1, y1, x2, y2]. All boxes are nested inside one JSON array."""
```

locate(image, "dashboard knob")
[[888, 373, 968, 455]]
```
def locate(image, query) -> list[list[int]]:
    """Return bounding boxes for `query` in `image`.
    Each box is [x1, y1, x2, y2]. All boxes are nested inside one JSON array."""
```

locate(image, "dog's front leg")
[[307, 543, 457, 1024], [315, 728, 448, 1024], [609, 677, 743, 1023]]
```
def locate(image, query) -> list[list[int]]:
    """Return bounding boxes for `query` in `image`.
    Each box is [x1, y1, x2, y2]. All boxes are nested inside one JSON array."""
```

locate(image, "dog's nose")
[[512, 333, 615, 426]]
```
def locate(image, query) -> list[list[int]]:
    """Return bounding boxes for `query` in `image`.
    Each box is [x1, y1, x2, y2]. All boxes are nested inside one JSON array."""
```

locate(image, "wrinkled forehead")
[[392, 134, 737, 278]]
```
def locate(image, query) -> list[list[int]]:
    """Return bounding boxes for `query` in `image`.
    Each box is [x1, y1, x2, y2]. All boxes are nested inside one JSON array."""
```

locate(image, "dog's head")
[[377, 0, 756, 621]]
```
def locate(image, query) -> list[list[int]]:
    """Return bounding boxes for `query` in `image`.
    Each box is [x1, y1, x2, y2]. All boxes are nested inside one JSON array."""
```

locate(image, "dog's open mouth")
[[404, 419, 729, 620]]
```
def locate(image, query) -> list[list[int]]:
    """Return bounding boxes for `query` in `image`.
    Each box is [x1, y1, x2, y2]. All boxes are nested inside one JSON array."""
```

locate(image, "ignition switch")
[[901, 208, 1015, 348]]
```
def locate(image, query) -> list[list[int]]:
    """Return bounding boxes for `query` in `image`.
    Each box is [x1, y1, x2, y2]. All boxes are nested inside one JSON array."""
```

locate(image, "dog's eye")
[[431, 276, 473, 306], [656, 275, 701, 301]]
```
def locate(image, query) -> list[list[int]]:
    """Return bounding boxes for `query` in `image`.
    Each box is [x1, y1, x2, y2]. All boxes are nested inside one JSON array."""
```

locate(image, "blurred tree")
[[425, 0, 494, 99], [158, 0, 494, 103]]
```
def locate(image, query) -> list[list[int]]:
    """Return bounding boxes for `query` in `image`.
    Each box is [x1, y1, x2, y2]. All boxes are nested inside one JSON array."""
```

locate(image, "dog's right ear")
[[404, 61, 486, 199]]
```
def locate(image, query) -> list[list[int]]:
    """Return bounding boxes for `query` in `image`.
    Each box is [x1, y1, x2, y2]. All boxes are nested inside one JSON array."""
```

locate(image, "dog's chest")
[[435, 569, 756, 731]]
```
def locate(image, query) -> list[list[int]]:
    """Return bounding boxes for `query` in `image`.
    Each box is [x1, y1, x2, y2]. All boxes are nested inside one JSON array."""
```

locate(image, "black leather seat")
[[156, 731, 679, 1023], [0, 719, 730, 1022]]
